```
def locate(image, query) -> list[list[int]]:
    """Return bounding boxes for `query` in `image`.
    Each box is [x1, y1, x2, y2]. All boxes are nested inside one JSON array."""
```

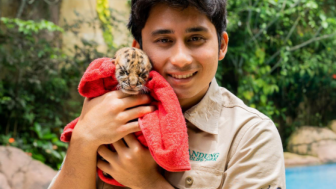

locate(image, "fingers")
[[123, 134, 140, 148], [104, 90, 132, 99], [97, 159, 113, 175], [97, 145, 117, 163], [120, 94, 152, 109], [82, 91, 130, 111], [103, 92, 152, 113], [118, 105, 155, 123], [113, 139, 128, 152], [117, 121, 141, 136]]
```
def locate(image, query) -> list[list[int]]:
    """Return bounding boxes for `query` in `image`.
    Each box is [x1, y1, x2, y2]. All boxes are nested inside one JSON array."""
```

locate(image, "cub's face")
[[115, 47, 152, 95]]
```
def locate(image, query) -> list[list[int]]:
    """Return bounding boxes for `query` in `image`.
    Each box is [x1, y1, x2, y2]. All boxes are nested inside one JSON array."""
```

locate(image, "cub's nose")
[[129, 76, 138, 88]]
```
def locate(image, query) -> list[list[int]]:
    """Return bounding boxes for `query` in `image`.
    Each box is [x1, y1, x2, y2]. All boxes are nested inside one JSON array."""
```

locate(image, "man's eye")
[[156, 38, 171, 43], [189, 36, 204, 42]]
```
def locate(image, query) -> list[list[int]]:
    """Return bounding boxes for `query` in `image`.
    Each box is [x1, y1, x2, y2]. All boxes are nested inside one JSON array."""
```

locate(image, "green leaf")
[[54, 141, 68, 148], [32, 153, 46, 162], [50, 150, 62, 159], [33, 122, 43, 139], [322, 21, 328, 29], [42, 133, 57, 140]]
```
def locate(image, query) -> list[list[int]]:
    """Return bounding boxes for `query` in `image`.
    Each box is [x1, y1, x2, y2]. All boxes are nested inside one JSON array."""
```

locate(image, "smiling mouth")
[[169, 72, 198, 79]]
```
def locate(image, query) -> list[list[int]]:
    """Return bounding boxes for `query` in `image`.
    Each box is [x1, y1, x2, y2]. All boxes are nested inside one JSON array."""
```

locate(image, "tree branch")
[[16, 0, 27, 18], [267, 32, 336, 75], [290, 0, 302, 8], [246, 0, 260, 48], [284, 11, 304, 42], [313, 25, 323, 38], [248, 0, 303, 44], [270, 58, 282, 74], [265, 50, 281, 65], [265, 9, 314, 65], [229, 55, 238, 68], [289, 32, 336, 51], [44, 0, 60, 5], [281, 0, 288, 13], [253, 0, 261, 6], [249, 16, 279, 43]]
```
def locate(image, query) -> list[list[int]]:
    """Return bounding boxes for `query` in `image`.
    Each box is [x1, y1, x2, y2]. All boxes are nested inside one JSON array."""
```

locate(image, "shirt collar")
[[183, 78, 222, 134]]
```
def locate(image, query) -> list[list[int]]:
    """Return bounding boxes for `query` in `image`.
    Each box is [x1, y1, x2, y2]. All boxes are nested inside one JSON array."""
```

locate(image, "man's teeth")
[[171, 73, 194, 79]]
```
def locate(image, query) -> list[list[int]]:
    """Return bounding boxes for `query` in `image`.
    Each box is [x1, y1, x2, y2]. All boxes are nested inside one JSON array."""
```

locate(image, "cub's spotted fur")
[[101, 48, 152, 178], [114, 47, 152, 95]]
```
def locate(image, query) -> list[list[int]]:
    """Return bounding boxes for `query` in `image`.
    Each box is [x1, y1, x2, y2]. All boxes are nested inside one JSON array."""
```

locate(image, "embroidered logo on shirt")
[[189, 149, 219, 162]]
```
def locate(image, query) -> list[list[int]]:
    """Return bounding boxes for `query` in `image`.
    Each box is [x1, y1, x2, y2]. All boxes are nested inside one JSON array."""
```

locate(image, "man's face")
[[137, 3, 228, 109]]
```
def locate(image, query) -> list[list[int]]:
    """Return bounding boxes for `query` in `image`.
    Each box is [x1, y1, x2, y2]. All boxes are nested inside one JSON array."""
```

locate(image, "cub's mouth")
[[121, 88, 140, 95]]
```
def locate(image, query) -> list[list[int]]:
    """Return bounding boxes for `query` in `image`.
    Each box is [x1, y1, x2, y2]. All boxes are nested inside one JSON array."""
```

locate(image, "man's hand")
[[50, 91, 155, 189], [72, 90, 154, 149], [97, 134, 174, 189]]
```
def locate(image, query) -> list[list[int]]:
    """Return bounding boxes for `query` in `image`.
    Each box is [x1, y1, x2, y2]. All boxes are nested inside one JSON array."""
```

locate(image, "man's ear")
[[132, 39, 141, 48], [219, 32, 229, 61]]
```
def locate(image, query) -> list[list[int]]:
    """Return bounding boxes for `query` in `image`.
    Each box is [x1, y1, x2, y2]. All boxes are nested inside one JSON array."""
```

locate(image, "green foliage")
[[218, 0, 336, 148], [1, 18, 63, 34], [0, 12, 127, 169], [96, 0, 116, 49], [0, 18, 78, 169]]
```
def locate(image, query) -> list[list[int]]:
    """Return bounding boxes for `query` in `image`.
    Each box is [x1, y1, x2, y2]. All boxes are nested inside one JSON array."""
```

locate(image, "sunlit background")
[[0, 0, 336, 188]]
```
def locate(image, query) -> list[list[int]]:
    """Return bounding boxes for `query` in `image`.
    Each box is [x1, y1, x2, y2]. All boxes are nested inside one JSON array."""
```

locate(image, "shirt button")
[[185, 176, 194, 186]]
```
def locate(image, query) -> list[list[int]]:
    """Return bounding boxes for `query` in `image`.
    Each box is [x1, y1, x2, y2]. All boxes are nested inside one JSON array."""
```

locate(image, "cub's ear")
[[114, 47, 129, 60]]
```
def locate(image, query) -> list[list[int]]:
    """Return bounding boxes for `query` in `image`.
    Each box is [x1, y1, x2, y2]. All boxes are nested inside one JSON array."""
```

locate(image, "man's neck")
[[179, 84, 210, 112]]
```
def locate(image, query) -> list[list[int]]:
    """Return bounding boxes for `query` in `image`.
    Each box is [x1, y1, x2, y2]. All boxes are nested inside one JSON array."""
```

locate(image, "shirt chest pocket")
[[164, 167, 223, 189]]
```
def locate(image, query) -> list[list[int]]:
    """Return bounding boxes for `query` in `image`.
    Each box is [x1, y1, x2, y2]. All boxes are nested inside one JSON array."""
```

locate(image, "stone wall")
[[285, 124, 336, 167], [59, 0, 132, 54], [0, 146, 57, 189]]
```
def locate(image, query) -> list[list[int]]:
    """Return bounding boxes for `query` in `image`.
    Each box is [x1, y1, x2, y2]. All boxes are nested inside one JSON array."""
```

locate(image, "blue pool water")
[[286, 163, 336, 189]]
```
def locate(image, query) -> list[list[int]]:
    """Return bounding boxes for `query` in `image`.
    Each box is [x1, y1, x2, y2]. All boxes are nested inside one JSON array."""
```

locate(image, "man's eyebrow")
[[151, 29, 174, 36], [186, 26, 209, 33]]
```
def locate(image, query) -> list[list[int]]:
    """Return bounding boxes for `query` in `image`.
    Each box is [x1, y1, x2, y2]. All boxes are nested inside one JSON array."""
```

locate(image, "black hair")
[[127, 0, 227, 50]]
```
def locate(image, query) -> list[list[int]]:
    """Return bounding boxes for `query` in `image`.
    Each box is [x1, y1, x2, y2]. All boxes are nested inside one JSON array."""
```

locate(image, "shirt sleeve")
[[222, 119, 286, 189]]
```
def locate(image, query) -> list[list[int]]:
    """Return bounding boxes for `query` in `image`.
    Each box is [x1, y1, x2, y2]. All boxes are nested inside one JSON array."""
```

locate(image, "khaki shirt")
[[49, 78, 286, 189]]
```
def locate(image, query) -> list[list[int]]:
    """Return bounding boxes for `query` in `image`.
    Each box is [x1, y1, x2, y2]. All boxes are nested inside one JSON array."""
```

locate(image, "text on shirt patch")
[[189, 149, 219, 162]]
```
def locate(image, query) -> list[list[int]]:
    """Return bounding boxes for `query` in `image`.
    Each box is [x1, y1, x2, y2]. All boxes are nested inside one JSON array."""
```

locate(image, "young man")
[[49, 0, 286, 188]]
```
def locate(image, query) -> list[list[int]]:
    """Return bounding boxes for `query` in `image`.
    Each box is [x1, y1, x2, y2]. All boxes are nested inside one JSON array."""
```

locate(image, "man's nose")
[[169, 42, 192, 67]]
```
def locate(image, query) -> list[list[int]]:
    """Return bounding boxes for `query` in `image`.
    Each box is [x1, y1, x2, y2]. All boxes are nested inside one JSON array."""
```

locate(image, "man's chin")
[[174, 86, 209, 108], [174, 89, 197, 101]]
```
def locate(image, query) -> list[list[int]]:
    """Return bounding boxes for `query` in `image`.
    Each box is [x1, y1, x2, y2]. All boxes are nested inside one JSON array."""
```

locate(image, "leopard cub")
[[114, 47, 152, 95]]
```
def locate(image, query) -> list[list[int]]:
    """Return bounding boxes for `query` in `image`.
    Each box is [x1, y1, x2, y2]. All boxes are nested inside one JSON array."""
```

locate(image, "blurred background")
[[0, 0, 335, 188]]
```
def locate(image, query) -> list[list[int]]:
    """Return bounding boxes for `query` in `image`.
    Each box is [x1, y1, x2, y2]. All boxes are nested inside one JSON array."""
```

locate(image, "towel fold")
[[61, 58, 190, 186]]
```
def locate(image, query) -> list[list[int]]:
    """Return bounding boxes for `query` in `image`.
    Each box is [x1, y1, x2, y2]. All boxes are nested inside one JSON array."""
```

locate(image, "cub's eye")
[[140, 72, 148, 78], [120, 69, 129, 76]]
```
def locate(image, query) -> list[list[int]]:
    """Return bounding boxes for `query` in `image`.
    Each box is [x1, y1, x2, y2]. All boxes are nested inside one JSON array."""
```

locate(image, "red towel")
[[60, 58, 191, 186]]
